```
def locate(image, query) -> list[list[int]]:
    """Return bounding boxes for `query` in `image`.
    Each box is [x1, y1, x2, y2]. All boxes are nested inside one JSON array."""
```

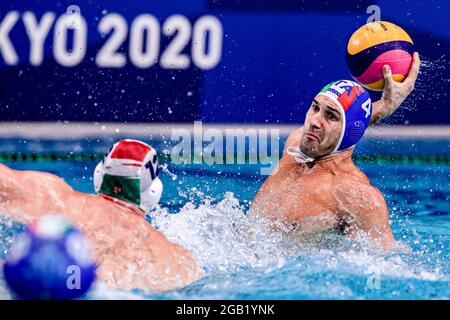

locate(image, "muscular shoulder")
[[334, 177, 395, 249], [71, 194, 203, 290], [0, 168, 76, 223], [21, 170, 74, 194], [335, 178, 388, 222]]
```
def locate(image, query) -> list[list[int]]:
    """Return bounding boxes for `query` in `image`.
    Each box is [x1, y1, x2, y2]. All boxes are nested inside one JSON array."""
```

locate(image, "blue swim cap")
[[3, 215, 96, 300], [316, 80, 372, 152]]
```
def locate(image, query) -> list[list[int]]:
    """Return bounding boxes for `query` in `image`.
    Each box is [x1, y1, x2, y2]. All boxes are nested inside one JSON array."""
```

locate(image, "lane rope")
[[0, 152, 449, 165]]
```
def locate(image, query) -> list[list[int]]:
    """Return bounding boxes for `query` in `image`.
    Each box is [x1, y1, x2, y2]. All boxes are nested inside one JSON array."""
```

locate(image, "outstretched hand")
[[370, 52, 420, 125]]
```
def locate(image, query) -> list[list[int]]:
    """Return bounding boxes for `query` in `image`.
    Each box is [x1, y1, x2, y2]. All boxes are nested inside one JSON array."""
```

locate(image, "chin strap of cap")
[[139, 177, 163, 214], [286, 146, 315, 163]]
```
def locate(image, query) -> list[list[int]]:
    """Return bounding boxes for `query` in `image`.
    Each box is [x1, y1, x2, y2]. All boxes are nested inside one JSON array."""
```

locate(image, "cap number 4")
[[362, 100, 371, 119]]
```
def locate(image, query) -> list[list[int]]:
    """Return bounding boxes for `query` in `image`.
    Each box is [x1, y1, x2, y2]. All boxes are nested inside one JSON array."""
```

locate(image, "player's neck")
[[307, 147, 354, 170], [100, 194, 145, 217]]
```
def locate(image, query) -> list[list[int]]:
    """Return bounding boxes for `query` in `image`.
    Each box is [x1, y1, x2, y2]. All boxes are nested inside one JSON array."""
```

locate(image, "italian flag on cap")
[[99, 140, 152, 208], [110, 140, 151, 162]]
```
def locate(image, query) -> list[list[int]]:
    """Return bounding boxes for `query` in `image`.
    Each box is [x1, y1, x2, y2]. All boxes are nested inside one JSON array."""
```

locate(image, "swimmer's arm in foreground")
[[370, 52, 420, 125], [336, 181, 395, 250], [0, 163, 74, 222], [0, 163, 203, 290]]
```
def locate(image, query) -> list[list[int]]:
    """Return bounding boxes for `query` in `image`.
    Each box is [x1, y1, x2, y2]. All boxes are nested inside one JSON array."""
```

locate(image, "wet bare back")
[[0, 164, 202, 291]]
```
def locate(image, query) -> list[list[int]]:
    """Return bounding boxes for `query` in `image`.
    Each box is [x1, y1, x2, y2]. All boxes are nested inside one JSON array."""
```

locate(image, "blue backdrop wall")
[[0, 0, 448, 124]]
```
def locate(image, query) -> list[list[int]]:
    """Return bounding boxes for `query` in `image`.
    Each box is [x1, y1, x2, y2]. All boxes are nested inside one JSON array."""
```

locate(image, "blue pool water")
[[0, 136, 449, 299]]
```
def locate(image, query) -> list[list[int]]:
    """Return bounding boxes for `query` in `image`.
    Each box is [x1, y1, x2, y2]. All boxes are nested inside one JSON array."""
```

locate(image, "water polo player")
[[0, 139, 202, 290], [252, 53, 420, 250]]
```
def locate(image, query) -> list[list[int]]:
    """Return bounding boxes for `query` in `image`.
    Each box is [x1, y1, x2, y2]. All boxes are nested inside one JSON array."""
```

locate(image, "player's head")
[[93, 139, 163, 214], [299, 80, 372, 159]]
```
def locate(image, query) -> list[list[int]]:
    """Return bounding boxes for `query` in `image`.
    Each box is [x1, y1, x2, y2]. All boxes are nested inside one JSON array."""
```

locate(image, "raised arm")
[[0, 163, 74, 223], [370, 52, 420, 125]]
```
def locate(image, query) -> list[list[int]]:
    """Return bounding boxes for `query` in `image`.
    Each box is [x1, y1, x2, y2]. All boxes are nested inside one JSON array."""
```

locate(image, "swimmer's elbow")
[[371, 230, 396, 252], [345, 222, 396, 252], [361, 210, 396, 251]]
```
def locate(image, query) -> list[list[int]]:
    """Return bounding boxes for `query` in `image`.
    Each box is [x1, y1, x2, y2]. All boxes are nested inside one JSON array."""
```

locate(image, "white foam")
[[150, 192, 447, 284], [0, 197, 447, 300], [152, 192, 286, 274], [87, 282, 144, 300]]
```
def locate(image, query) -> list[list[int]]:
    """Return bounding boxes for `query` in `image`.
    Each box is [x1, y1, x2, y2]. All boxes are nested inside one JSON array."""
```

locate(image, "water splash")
[[150, 192, 447, 290], [0, 191, 448, 299], [380, 54, 450, 125], [151, 192, 286, 274]]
